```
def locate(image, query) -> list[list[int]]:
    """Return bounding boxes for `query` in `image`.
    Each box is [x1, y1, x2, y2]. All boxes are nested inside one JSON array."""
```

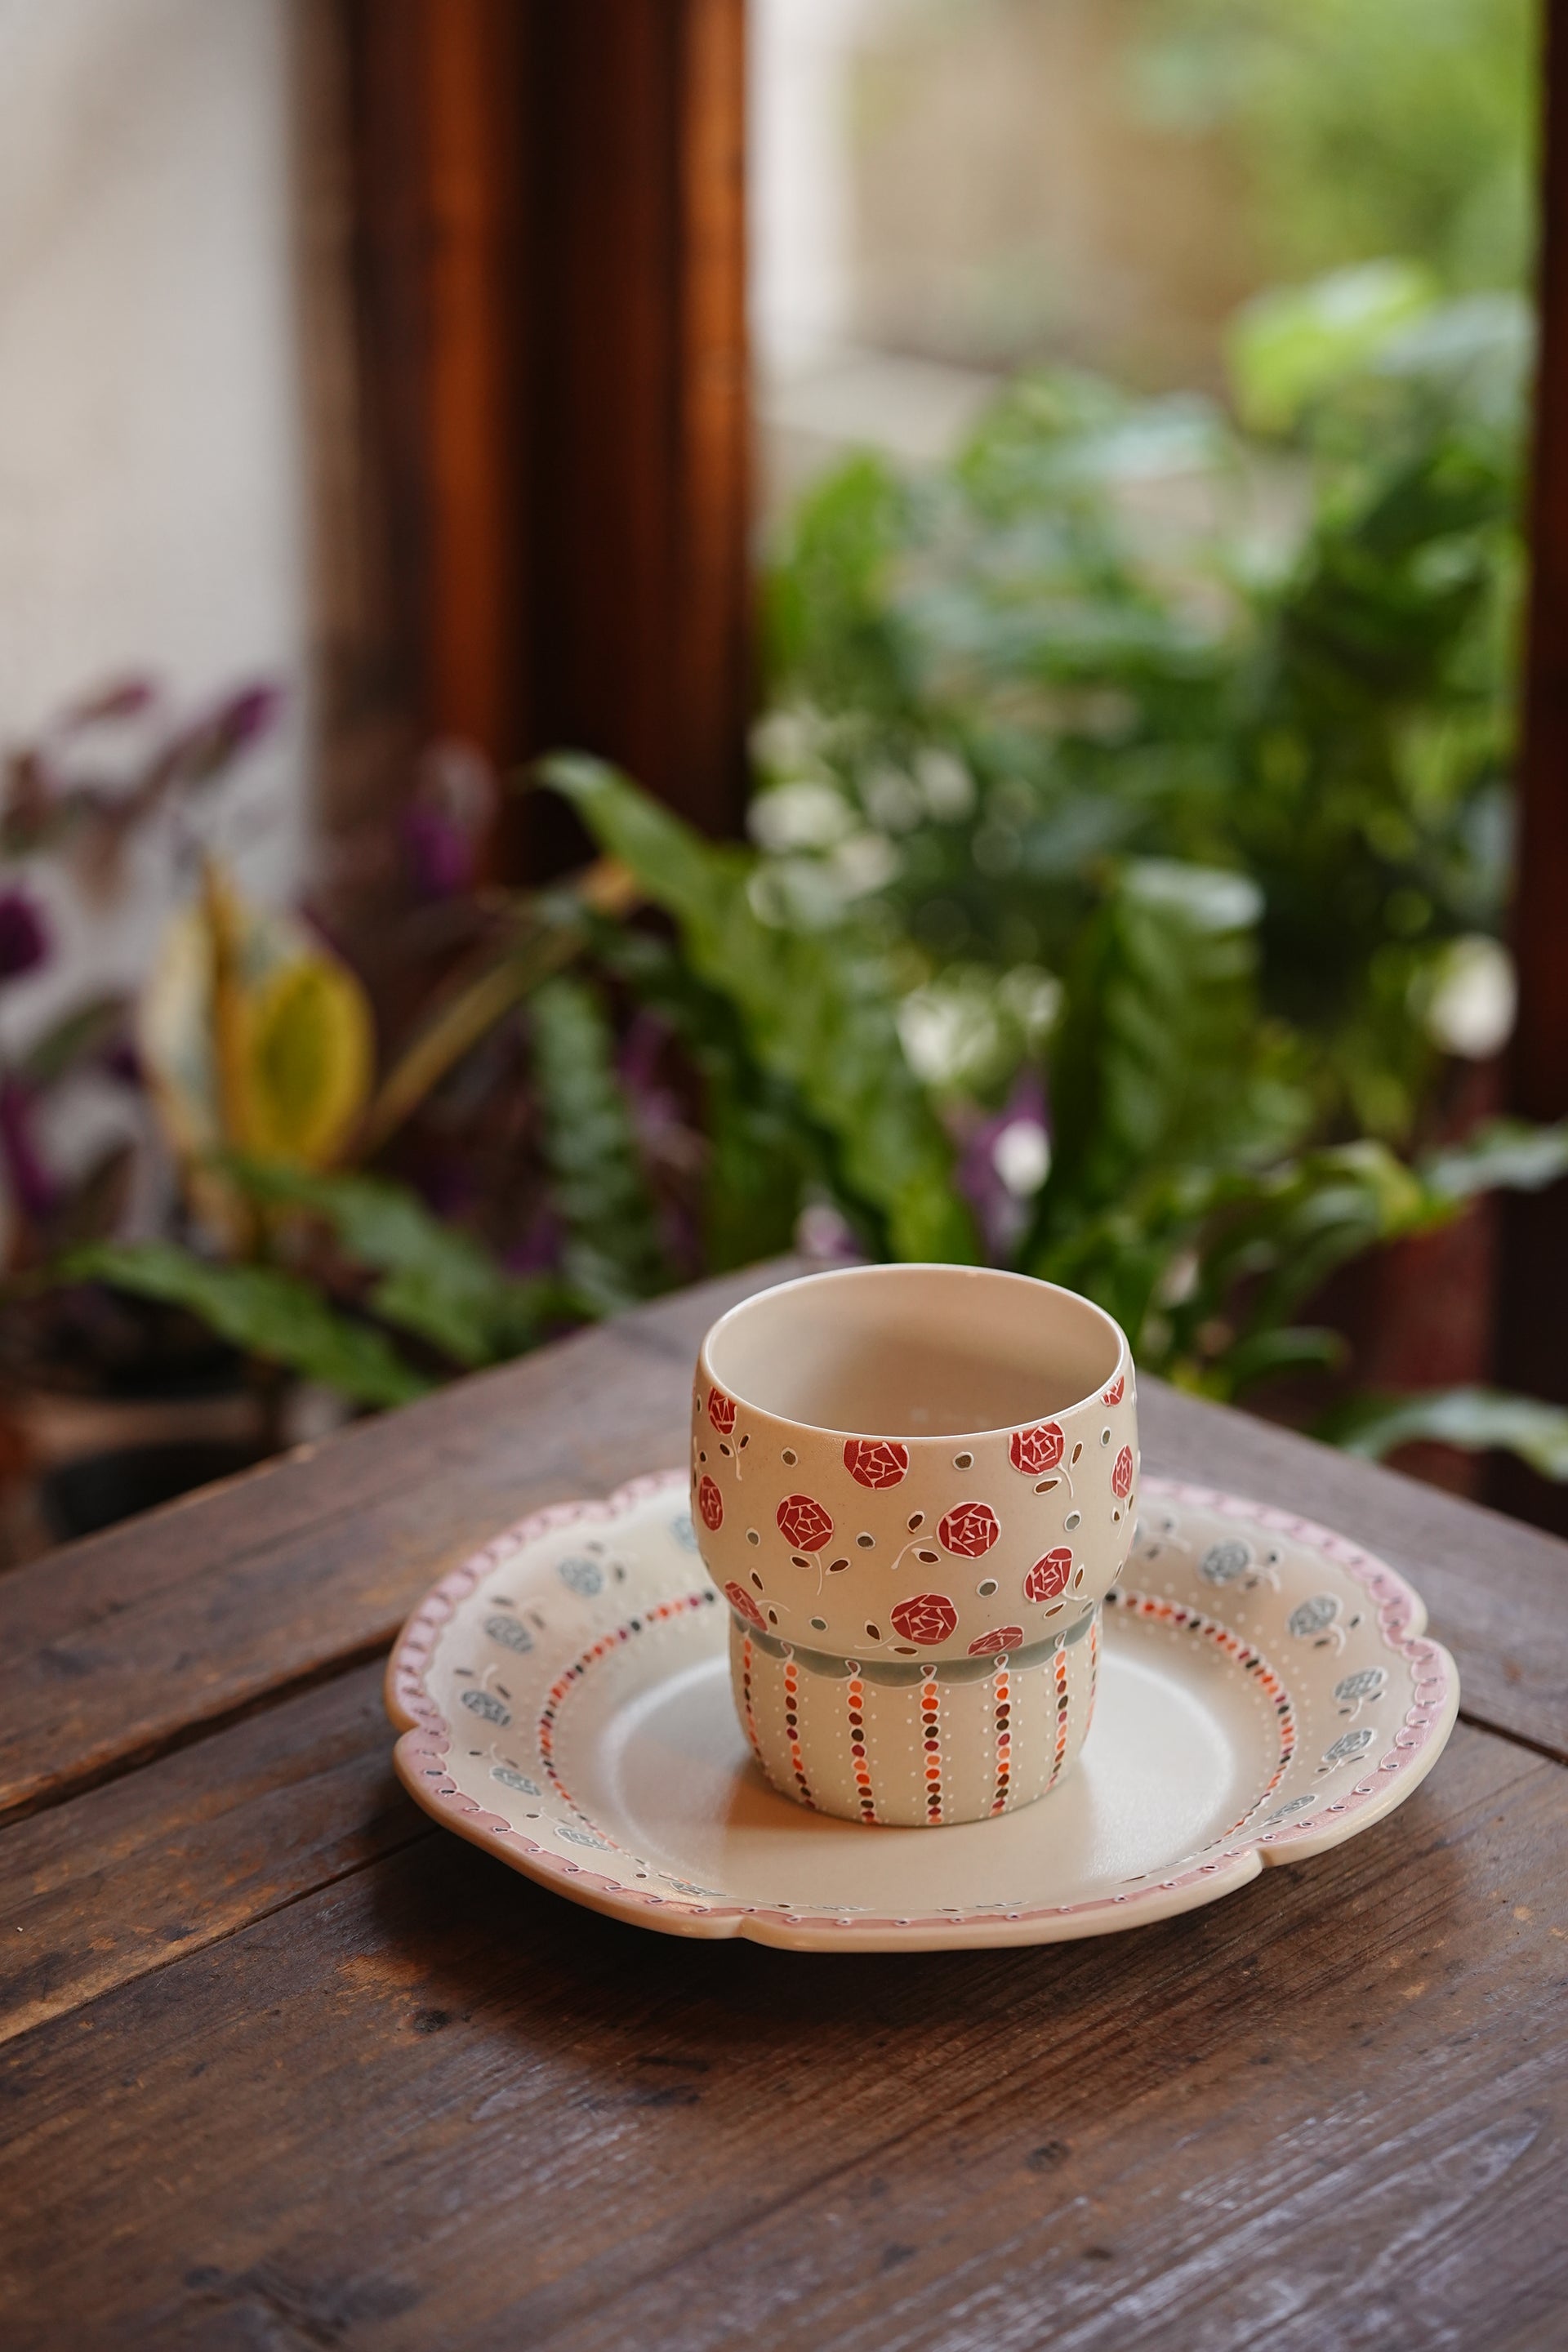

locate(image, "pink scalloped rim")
[[385, 1468, 1459, 1949]]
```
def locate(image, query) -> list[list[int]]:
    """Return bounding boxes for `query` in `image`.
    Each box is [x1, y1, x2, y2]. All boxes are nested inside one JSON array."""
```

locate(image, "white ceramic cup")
[[691, 1264, 1137, 1827]]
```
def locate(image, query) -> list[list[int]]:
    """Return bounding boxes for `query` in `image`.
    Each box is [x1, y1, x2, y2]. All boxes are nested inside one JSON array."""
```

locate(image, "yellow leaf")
[[140, 866, 376, 1199], [243, 954, 373, 1167]]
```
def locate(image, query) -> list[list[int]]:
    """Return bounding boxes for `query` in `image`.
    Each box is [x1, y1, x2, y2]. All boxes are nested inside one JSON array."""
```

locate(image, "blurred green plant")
[[56, 1239, 430, 1409], [540, 755, 1568, 1459], [13, 265, 1566, 1492], [1132, 0, 1536, 293], [546, 754, 976, 1265], [1321, 1385, 1568, 1475], [760, 271, 1527, 1143], [530, 973, 671, 1315], [58, 1150, 582, 1406]]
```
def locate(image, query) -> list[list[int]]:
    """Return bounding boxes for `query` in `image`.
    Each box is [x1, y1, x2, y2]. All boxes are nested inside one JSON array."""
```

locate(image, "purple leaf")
[[0, 1076, 59, 1223], [506, 1206, 564, 1278], [0, 889, 50, 984], [402, 741, 497, 900], [402, 803, 476, 901], [216, 683, 283, 752], [955, 1070, 1050, 1265], [58, 675, 160, 732], [159, 682, 284, 791]]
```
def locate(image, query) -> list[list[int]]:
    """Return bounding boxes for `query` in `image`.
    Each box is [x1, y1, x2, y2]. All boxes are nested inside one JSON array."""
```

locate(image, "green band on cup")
[[730, 1600, 1098, 1684]]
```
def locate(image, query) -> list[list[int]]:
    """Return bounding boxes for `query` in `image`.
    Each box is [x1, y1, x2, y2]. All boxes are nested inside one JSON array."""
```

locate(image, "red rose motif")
[[777, 1493, 834, 1552], [724, 1579, 765, 1630], [1112, 1444, 1134, 1499], [1009, 1421, 1064, 1477], [1024, 1548, 1072, 1603], [706, 1386, 737, 1435], [1102, 1374, 1125, 1406], [890, 1592, 958, 1646], [843, 1437, 910, 1489], [969, 1625, 1024, 1656], [697, 1475, 724, 1532], [938, 1500, 1000, 1557]]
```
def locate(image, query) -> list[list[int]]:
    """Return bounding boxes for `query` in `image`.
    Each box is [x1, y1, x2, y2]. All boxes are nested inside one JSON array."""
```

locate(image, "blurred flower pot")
[[0, 1286, 343, 1561], [37, 1436, 269, 1545]]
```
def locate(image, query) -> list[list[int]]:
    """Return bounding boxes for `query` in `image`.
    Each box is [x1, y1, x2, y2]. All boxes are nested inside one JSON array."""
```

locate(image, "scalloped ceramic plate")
[[385, 1469, 1458, 1952]]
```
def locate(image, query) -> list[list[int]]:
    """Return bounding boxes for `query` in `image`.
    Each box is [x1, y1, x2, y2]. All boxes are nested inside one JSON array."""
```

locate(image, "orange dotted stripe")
[[741, 1633, 761, 1762], [538, 1588, 717, 1815], [1085, 1613, 1100, 1739], [782, 1656, 815, 1808], [848, 1675, 877, 1823], [1045, 1643, 1071, 1789], [1107, 1588, 1298, 1824], [990, 1667, 1012, 1815], [921, 1676, 942, 1824]]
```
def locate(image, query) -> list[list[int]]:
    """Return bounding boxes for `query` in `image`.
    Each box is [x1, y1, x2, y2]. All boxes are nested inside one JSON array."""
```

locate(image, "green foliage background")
[[1134, 0, 1537, 293], [35, 2, 1568, 1477]]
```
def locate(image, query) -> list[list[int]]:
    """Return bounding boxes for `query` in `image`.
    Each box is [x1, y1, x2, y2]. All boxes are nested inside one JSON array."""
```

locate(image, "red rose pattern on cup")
[[693, 1365, 1129, 1665], [843, 1437, 910, 1490], [697, 1475, 724, 1532], [777, 1492, 835, 1552], [890, 1592, 958, 1646], [1009, 1421, 1064, 1477], [938, 1500, 1000, 1558], [724, 1579, 764, 1630], [1024, 1548, 1072, 1603], [968, 1624, 1024, 1657]]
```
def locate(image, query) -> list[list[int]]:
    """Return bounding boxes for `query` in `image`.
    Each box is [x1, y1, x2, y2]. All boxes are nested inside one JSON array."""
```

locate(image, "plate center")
[[570, 1615, 1276, 1912]]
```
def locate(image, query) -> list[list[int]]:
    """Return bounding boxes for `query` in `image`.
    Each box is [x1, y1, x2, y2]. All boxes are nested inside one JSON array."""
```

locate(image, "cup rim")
[[701, 1262, 1129, 1446]]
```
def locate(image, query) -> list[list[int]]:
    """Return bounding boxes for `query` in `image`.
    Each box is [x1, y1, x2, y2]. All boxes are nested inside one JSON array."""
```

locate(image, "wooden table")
[[3, 1263, 1565, 2350]]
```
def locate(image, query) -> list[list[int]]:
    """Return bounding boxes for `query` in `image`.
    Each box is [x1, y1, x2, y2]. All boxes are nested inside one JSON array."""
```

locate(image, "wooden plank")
[[550, 1744, 1567, 2352], [2, 1260, 1564, 1833], [0, 1723, 1558, 2349], [1495, 0, 1568, 1539], [0, 1663, 422, 2047], [0, 1262, 791, 1828]]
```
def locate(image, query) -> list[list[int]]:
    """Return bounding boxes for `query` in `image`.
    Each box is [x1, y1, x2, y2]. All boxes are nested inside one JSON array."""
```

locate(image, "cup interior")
[[705, 1265, 1121, 1440]]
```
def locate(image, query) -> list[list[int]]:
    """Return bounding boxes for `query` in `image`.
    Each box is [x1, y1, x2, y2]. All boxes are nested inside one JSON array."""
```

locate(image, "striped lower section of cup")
[[729, 1606, 1100, 1828]]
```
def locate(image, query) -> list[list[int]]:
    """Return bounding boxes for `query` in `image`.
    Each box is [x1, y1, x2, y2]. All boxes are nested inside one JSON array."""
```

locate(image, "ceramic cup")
[[691, 1263, 1137, 1827]]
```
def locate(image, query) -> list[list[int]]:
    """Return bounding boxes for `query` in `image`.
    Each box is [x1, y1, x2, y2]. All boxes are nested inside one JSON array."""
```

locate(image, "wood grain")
[[2, 1263, 1565, 2350], [0, 1262, 791, 1827], [0, 1663, 421, 2047], [2, 1265, 1564, 1837], [0, 1722, 1560, 2350]]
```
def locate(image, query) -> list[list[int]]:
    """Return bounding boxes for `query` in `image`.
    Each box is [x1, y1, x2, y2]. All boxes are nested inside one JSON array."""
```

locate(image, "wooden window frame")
[[1494, 0, 1568, 1532], [335, 0, 750, 873]]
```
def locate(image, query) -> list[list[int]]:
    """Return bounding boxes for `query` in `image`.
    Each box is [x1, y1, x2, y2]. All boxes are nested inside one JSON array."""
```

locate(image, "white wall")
[[0, 0, 309, 1051], [749, 0, 867, 372], [748, 0, 1000, 513]]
